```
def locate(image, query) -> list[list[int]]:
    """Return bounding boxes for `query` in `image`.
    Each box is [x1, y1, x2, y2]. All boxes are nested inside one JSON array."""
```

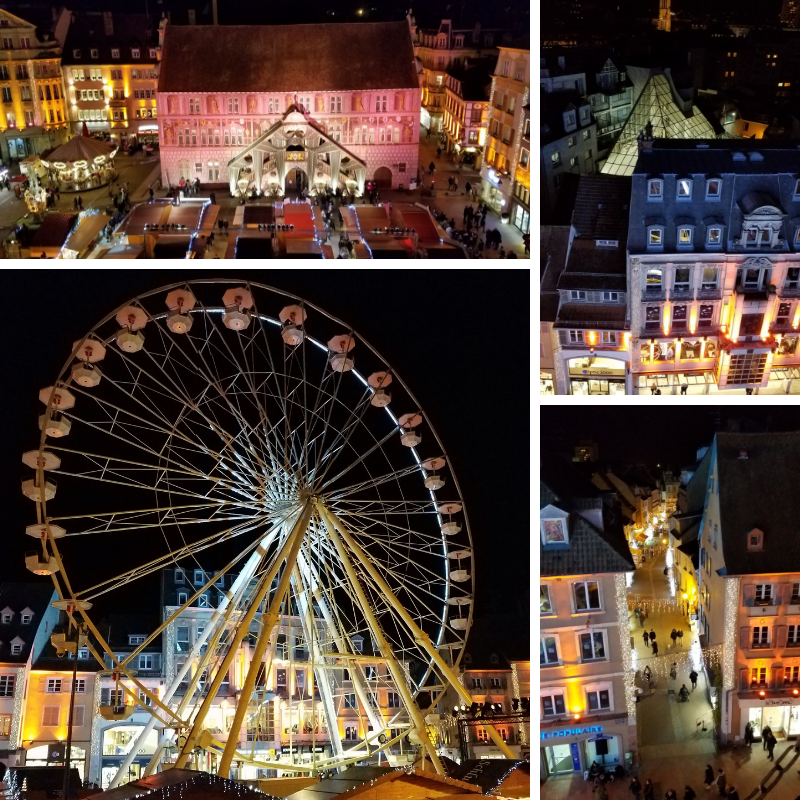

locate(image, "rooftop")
[[0, 584, 56, 664], [61, 13, 158, 65]]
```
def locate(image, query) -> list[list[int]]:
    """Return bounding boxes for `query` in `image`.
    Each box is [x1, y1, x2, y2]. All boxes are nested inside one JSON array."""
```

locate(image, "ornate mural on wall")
[[247, 95, 257, 114], [167, 95, 178, 114], [207, 96, 220, 114]]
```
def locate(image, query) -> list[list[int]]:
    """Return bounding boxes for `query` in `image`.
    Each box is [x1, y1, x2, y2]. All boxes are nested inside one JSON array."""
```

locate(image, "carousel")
[[39, 134, 118, 193]]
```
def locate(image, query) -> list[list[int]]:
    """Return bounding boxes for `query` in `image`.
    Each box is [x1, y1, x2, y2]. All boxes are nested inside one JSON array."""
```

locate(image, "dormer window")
[[149, 48, 157, 59], [73, 49, 81, 59], [677, 179, 693, 200], [794, 179, 800, 200], [706, 179, 721, 200], [1, 612, 11, 625], [131, 48, 140, 59], [648, 227, 664, 248], [10, 642, 22, 656], [678, 227, 693, 247], [648, 179, 663, 199], [565, 112, 576, 127], [111, 48, 120, 59], [90, 49, 98, 59], [748, 527, 764, 550], [707, 227, 722, 246], [540, 504, 569, 547]]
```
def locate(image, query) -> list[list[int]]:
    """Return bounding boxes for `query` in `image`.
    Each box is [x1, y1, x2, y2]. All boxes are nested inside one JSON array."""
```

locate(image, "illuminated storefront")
[[540, 722, 628, 781], [25, 744, 88, 780], [568, 356, 627, 395], [101, 725, 159, 788], [743, 699, 800, 741]]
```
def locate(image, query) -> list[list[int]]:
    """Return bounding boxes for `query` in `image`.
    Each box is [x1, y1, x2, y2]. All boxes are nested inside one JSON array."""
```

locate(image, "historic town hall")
[[156, 20, 422, 195]]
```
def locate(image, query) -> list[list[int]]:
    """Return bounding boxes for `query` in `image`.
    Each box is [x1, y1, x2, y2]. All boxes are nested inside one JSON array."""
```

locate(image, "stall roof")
[[153, 235, 192, 258], [234, 235, 275, 258], [30, 213, 79, 249], [101, 244, 143, 258], [199, 203, 220, 233], [285, 239, 323, 257], [166, 203, 204, 230], [242, 206, 275, 227], [283, 203, 316, 235], [352, 206, 391, 233], [393, 207, 442, 243], [117, 203, 169, 235], [63, 213, 111, 255]]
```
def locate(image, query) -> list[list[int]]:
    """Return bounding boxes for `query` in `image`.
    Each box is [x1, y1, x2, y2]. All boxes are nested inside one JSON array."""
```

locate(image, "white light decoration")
[[89, 674, 102, 781], [626, 570, 634, 588], [510, 662, 526, 745], [9, 666, 25, 749], [723, 576, 740, 691], [615, 573, 637, 720]]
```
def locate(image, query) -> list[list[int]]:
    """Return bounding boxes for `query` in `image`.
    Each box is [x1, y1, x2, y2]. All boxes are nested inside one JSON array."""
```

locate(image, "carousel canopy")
[[47, 136, 116, 165]]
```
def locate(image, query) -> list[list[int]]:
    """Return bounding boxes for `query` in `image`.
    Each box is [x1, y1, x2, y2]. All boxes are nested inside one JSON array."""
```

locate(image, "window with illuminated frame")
[[540, 504, 569, 547]]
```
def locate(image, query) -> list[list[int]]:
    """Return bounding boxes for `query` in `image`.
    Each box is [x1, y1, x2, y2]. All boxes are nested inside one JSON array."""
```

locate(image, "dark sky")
[[2, 269, 529, 625], [541, 407, 800, 471]]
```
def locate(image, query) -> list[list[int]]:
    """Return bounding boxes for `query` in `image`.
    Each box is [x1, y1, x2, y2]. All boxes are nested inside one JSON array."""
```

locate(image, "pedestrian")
[[630, 777, 642, 800], [703, 765, 714, 789], [766, 731, 776, 761], [210, 191, 216, 205], [650, 630, 656, 643], [744, 722, 754, 748], [678, 629, 684, 647], [429, 161, 435, 175], [74, 197, 79, 210], [652, 640, 659, 656], [640, 609, 646, 627], [666, 791, 677, 800], [644, 780, 655, 800], [689, 670, 698, 690], [426, 127, 431, 138], [149, 187, 154, 201], [685, 787, 696, 800], [465, 180, 472, 195], [643, 630, 650, 647], [671, 629, 678, 647], [715, 770, 726, 797], [726, 788, 738, 800], [762, 725, 772, 750], [437, 147, 442, 158], [78, 195, 83, 210]]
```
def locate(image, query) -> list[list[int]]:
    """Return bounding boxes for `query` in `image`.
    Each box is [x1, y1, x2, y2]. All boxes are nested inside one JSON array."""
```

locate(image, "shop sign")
[[569, 367, 625, 377], [308, 745, 326, 753], [281, 746, 300, 754], [540, 725, 602, 740], [765, 699, 798, 706]]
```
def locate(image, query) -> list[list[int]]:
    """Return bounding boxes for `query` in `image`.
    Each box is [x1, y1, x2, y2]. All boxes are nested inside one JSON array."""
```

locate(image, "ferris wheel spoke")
[[327, 499, 436, 516], [324, 460, 438, 501], [76, 514, 280, 600], [313, 427, 399, 491]]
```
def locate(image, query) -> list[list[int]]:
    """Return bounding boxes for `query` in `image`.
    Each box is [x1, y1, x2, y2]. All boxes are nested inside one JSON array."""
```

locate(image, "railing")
[[670, 288, 694, 301], [778, 286, 800, 298], [641, 290, 666, 302], [697, 288, 721, 300]]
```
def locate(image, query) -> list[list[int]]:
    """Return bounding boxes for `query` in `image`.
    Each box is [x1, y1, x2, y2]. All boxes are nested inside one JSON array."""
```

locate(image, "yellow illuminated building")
[[0, 8, 71, 162], [441, 61, 491, 170], [61, 13, 159, 147]]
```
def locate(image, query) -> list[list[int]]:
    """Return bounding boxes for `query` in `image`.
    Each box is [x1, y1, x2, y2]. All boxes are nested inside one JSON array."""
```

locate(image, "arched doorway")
[[373, 166, 392, 189], [285, 168, 307, 194]]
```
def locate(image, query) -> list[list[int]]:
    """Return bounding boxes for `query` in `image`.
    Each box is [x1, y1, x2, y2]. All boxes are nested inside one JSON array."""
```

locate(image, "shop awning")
[[102, 244, 143, 258], [62, 213, 111, 256], [9, 175, 28, 184]]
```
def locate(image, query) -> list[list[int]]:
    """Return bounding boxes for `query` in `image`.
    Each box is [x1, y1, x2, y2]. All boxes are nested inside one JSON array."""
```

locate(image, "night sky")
[[541, 407, 800, 471], [2, 269, 529, 626]]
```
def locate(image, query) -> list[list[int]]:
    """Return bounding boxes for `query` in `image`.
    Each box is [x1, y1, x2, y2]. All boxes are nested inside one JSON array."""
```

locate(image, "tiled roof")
[[541, 459, 635, 578], [158, 23, 419, 93], [717, 432, 800, 576], [540, 225, 569, 323], [0, 584, 56, 664], [61, 13, 159, 66], [555, 303, 627, 327], [680, 445, 712, 514], [30, 213, 79, 250], [563, 239, 627, 280], [570, 175, 632, 238], [557, 273, 627, 291]]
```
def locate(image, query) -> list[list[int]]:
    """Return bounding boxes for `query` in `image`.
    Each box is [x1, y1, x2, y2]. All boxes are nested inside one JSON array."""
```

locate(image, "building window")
[[42, 707, 59, 727], [794, 179, 800, 200], [177, 592, 188, 605], [139, 654, 154, 670], [602, 332, 617, 344], [131, 48, 140, 58], [570, 290, 587, 301], [777, 302, 792, 325], [129, 635, 146, 645], [648, 179, 663, 199], [541, 691, 566, 717], [700, 268, 717, 290], [752, 626, 770, 648], [175, 568, 185, 584], [754, 584, 773, 604], [228, 98, 239, 113], [0, 676, 15, 697], [90, 48, 99, 59], [674, 268, 691, 291], [648, 228, 663, 247], [193, 570, 204, 586], [751, 667, 767, 686], [579, 631, 607, 661], [603, 292, 620, 301], [677, 178, 692, 199], [678, 228, 693, 246], [646, 268, 663, 293], [788, 625, 800, 646], [46, 679, 62, 693], [786, 268, 800, 288], [471, 677, 483, 690], [788, 666, 800, 683], [583, 129, 591, 141], [150, 48, 158, 59], [586, 686, 612, 711], [569, 330, 584, 343], [707, 227, 722, 246], [344, 693, 357, 709], [570, 157, 578, 167], [0, 715, 10, 737], [111, 48, 120, 59], [706, 179, 721, 199], [573, 580, 601, 611], [74, 679, 86, 693], [0, 613, 10, 625], [551, 151, 561, 167], [540, 635, 560, 665]]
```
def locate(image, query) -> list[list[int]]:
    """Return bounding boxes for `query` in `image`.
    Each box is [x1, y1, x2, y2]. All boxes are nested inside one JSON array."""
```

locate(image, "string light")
[[9, 666, 25, 749], [723, 577, 740, 692], [615, 574, 637, 720]]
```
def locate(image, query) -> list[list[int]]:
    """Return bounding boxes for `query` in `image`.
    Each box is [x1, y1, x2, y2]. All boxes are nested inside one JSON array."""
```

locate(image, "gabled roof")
[[159, 22, 419, 93], [679, 445, 713, 515], [717, 432, 800, 576], [540, 225, 569, 323], [541, 457, 635, 577], [61, 13, 158, 66], [0, 584, 56, 664]]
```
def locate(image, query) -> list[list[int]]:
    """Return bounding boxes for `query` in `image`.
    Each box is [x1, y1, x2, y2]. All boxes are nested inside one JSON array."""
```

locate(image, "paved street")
[[543, 549, 800, 800]]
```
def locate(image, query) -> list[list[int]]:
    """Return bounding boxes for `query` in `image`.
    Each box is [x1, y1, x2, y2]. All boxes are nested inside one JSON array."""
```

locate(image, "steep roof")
[[61, 13, 158, 66], [680, 445, 713, 515], [158, 23, 419, 93], [541, 457, 635, 577], [540, 225, 569, 323], [717, 432, 800, 576], [0, 584, 56, 664]]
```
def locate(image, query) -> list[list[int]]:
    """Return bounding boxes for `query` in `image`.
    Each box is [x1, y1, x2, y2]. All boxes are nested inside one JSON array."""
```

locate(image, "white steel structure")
[[23, 279, 513, 784]]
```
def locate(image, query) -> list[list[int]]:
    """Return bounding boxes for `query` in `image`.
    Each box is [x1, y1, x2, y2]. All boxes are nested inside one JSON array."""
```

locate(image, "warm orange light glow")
[[759, 690, 766, 697], [793, 689, 799, 696], [588, 331, 596, 345], [623, 332, 631, 348], [793, 308, 800, 329], [574, 714, 581, 720], [689, 308, 697, 334]]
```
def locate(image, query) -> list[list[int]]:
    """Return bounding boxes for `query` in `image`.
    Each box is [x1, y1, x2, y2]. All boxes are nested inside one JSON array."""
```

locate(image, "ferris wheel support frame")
[[318, 505, 445, 776], [319, 504, 516, 762], [174, 502, 311, 769], [217, 501, 314, 776]]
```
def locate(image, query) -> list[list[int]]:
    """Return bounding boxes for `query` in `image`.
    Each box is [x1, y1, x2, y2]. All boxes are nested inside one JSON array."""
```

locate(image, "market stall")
[[39, 135, 118, 193]]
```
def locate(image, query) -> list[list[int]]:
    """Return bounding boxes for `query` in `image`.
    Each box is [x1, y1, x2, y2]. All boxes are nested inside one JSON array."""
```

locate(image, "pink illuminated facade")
[[156, 21, 422, 194]]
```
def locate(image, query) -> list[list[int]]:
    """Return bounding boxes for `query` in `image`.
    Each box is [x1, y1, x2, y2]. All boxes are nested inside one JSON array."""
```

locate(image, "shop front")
[[634, 371, 716, 395], [741, 698, 800, 742], [568, 357, 627, 395], [540, 720, 630, 782], [24, 743, 89, 780], [100, 724, 159, 788], [541, 371, 555, 395]]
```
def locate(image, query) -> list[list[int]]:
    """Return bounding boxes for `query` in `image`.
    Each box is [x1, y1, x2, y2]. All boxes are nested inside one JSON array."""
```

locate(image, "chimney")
[[103, 11, 113, 36]]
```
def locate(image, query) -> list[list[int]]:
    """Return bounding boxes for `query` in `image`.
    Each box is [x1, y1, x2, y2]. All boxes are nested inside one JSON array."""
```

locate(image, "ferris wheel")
[[22, 279, 513, 783]]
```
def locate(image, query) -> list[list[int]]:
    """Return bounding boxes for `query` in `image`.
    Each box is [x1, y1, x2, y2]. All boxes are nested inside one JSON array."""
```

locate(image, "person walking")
[[666, 791, 677, 800], [685, 787, 696, 800], [149, 187, 154, 201], [703, 765, 714, 789], [643, 630, 650, 647], [640, 609, 646, 627], [689, 670, 698, 690], [744, 722, 754, 748], [644, 781, 655, 800], [766, 730, 777, 761], [630, 777, 642, 800], [762, 725, 772, 750], [726, 788, 739, 800], [678, 629, 684, 647], [671, 629, 678, 648], [715, 770, 726, 797], [652, 639, 659, 656], [429, 161, 435, 175], [650, 630, 657, 644]]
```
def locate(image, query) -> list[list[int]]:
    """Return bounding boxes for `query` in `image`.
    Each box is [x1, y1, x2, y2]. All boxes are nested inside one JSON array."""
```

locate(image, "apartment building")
[[61, 13, 160, 147], [695, 432, 800, 743], [441, 58, 492, 169], [0, 584, 58, 771], [0, 8, 70, 162], [411, 18, 507, 134], [629, 139, 800, 395], [541, 226, 570, 394], [480, 46, 530, 214], [540, 458, 636, 781], [551, 175, 632, 395]]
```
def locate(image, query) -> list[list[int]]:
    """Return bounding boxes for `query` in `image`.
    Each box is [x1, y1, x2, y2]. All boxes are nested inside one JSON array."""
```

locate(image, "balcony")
[[778, 285, 800, 298], [697, 288, 722, 300], [641, 290, 666, 302], [748, 604, 778, 617], [670, 288, 694, 301]]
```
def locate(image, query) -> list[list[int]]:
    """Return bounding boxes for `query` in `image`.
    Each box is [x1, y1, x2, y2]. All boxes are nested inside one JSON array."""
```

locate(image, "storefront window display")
[[776, 337, 799, 357], [748, 704, 800, 740], [681, 341, 703, 359], [541, 373, 555, 394], [25, 744, 87, 780], [568, 357, 626, 395]]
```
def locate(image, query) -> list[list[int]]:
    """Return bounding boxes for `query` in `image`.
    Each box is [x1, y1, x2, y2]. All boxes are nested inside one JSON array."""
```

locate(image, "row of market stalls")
[[28, 209, 112, 258]]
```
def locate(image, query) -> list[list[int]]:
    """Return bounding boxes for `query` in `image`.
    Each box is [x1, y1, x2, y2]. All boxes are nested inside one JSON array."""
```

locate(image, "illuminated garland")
[[89, 675, 102, 783], [627, 598, 685, 613], [121, 772, 278, 800], [615, 574, 637, 720], [510, 663, 526, 745], [634, 644, 723, 681], [9, 666, 25, 749], [723, 577, 740, 692]]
